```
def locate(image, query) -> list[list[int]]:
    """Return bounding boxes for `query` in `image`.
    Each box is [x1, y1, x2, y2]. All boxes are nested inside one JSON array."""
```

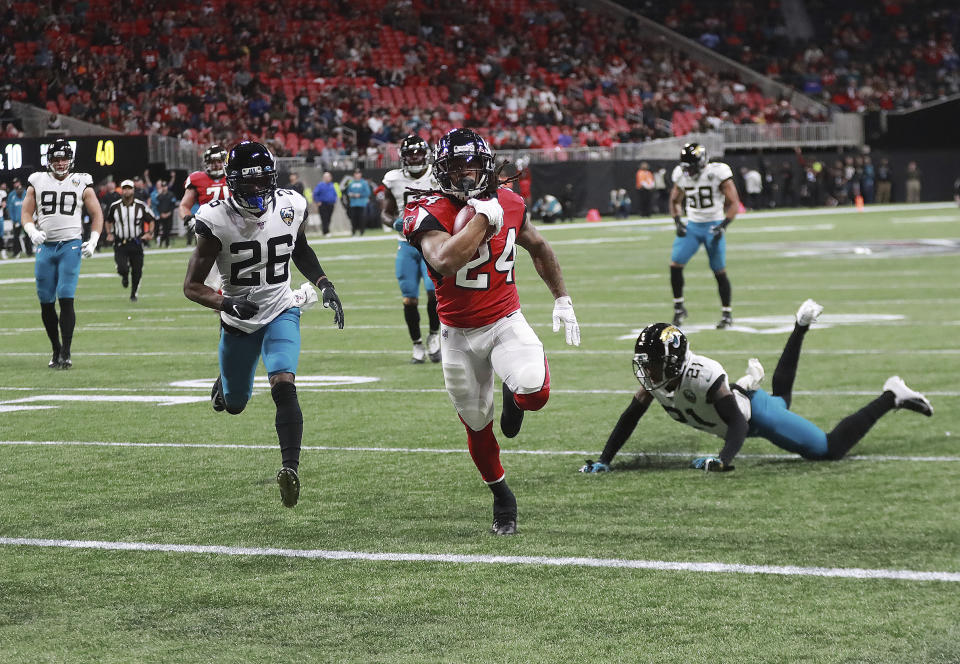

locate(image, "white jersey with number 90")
[[28, 171, 94, 242], [671, 161, 734, 223]]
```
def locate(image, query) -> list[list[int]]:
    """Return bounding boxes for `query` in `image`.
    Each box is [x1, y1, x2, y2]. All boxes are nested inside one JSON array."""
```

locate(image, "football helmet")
[[633, 323, 689, 392], [399, 135, 430, 178], [203, 144, 227, 178], [47, 139, 74, 178], [433, 128, 495, 200], [680, 142, 707, 176], [225, 141, 277, 212]]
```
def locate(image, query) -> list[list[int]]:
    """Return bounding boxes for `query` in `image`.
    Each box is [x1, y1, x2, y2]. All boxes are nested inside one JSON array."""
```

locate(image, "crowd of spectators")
[[631, 0, 960, 112], [3, 0, 828, 161]]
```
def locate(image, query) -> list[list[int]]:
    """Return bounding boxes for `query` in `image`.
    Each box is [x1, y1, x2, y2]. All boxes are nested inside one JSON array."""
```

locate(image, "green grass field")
[[1, 204, 958, 663]]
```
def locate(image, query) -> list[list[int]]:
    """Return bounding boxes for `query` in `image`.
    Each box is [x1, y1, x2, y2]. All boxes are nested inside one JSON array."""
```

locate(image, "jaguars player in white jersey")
[[183, 141, 345, 508], [20, 139, 105, 369], [381, 135, 442, 363], [579, 300, 933, 473], [668, 142, 741, 329]]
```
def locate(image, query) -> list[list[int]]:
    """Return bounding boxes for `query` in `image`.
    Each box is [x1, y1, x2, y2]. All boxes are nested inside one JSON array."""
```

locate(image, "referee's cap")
[[120, 179, 135, 189]]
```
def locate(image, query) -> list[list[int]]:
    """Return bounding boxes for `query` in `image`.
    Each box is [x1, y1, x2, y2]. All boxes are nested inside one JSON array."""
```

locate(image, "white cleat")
[[883, 376, 933, 417], [293, 282, 319, 310], [426, 332, 441, 363], [410, 342, 426, 364], [735, 358, 765, 392], [796, 299, 824, 327]]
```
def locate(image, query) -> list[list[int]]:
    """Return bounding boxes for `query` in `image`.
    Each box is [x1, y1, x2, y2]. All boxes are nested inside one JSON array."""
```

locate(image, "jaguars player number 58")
[[182, 141, 344, 509]]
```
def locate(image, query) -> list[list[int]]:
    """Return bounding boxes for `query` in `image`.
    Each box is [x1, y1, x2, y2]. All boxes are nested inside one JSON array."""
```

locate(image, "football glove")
[[81, 231, 100, 258], [673, 215, 687, 237], [392, 216, 404, 233], [221, 294, 260, 320], [467, 197, 504, 237], [24, 222, 47, 245], [292, 282, 319, 311], [710, 218, 732, 238], [321, 282, 344, 329], [552, 295, 581, 346], [579, 459, 611, 473], [690, 456, 735, 472], [183, 214, 196, 233]]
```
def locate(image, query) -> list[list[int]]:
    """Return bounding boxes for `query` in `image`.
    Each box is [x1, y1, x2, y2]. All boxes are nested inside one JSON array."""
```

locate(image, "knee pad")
[[513, 359, 550, 411]]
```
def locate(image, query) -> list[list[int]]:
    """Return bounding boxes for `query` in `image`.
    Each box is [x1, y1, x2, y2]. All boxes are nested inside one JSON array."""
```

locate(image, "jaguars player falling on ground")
[[381, 135, 442, 363], [668, 142, 741, 329], [183, 141, 345, 508], [20, 139, 105, 369], [580, 299, 933, 473]]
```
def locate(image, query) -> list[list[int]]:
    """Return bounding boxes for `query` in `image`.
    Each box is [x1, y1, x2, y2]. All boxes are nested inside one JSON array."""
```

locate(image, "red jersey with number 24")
[[403, 188, 525, 328], [185, 171, 231, 205]]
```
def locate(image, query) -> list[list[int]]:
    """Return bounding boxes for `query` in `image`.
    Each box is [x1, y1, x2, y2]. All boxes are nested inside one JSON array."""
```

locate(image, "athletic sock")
[[426, 291, 440, 334], [271, 382, 303, 471], [489, 477, 517, 517], [58, 298, 75, 356], [403, 302, 421, 343], [464, 420, 504, 483], [825, 392, 896, 459], [599, 396, 650, 465], [670, 266, 684, 300], [772, 323, 808, 408], [40, 302, 61, 355], [715, 272, 731, 308]]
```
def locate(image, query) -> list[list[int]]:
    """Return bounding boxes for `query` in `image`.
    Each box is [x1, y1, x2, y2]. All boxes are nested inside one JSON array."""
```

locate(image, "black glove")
[[320, 282, 344, 329], [674, 215, 686, 237], [183, 214, 195, 233], [221, 294, 260, 320], [711, 217, 732, 238]]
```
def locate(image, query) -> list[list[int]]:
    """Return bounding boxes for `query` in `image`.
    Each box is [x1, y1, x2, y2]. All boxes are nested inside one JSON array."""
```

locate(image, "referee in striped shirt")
[[106, 179, 154, 302]]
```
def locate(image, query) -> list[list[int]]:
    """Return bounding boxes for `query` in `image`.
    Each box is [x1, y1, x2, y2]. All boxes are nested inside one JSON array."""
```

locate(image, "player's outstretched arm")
[[291, 225, 343, 328], [580, 388, 653, 472], [516, 219, 580, 346], [691, 381, 746, 472]]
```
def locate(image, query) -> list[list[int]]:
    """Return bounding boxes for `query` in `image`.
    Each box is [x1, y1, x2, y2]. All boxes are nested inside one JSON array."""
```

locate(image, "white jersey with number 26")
[[671, 162, 734, 223], [28, 171, 94, 242], [194, 188, 307, 333]]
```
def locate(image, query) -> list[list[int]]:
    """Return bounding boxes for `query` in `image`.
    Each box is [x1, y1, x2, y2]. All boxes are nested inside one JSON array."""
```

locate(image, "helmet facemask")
[[435, 129, 495, 201], [229, 171, 276, 212], [47, 141, 74, 179]]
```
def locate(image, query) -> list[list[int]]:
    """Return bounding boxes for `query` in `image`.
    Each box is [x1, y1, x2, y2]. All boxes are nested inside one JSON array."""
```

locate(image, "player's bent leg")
[[670, 232, 699, 324], [749, 389, 830, 459], [491, 314, 548, 438], [442, 329, 496, 433], [217, 326, 265, 414]]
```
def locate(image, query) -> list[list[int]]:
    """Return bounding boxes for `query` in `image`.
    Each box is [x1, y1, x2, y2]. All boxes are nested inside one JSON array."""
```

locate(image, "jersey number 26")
[[229, 235, 292, 286]]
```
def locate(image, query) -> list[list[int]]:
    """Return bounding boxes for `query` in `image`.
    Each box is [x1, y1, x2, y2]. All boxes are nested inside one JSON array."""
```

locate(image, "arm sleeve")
[[194, 218, 222, 250], [714, 394, 748, 465], [291, 231, 328, 286]]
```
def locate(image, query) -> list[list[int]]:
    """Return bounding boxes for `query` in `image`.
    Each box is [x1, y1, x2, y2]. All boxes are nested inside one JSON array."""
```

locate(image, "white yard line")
[[1, 440, 956, 463], [0, 536, 955, 582]]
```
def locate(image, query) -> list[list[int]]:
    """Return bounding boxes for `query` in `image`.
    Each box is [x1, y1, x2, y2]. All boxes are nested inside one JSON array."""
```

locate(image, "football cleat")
[[129, 294, 138, 303], [671, 305, 688, 327], [579, 459, 611, 473], [500, 383, 524, 439], [121, 273, 129, 288], [211, 376, 226, 412], [410, 342, 426, 364], [59, 353, 72, 370], [796, 299, 824, 327], [735, 358, 765, 392], [426, 332, 441, 363], [48, 353, 61, 369], [276, 467, 300, 508], [716, 312, 733, 329], [883, 376, 933, 417], [491, 517, 517, 536]]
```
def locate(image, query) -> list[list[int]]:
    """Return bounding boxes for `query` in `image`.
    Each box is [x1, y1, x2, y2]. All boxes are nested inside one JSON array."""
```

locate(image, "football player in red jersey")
[[403, 129, 581, 535], [180, 144, 230, 246]]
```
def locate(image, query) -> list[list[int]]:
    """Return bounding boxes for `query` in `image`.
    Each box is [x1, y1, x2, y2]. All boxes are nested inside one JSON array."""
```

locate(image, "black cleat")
[[716, 312, 733, 329], [130, 294, 138, 302], [490, 481, 518, 535], [121, 273, 129, 288], [277, 467, 300, 507], [672, 306, 688, 327], [491, 517, 517, 535], [59, 353, 72, 370], [500, 383, 524, 438], [48, 353, 61, 369], [211, 376, 226, 412]]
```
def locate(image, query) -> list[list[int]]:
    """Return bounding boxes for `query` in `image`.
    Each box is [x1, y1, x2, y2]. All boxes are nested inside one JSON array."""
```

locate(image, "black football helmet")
[[680, 142, 707, 176], [47, 138, 74, 178], [225, 141, 277, 213], [633, 323, 689, 392], [399, 135, 430, 178], [433, 128, 495, 200], [203, 144, 227, 178]]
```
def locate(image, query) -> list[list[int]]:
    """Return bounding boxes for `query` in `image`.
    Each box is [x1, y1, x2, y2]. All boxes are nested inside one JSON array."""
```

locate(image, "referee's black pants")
[[114, 240, 144, 295]]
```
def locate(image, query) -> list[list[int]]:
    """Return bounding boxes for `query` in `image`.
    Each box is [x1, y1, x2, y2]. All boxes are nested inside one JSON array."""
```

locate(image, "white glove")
[[552, 295, 581, 346], [292, 282, 319, 310], [467, 197, 504, 237], [24, 222, 46, 245], [81, 230, 100, 258]]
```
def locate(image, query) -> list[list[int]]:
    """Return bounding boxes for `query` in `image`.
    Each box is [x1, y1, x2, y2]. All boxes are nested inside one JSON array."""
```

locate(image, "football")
[[452, 204, 497, 242]]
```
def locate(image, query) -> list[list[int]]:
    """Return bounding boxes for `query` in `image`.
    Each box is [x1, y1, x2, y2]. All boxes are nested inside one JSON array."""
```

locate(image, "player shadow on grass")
[[610, 451, 829, 474]]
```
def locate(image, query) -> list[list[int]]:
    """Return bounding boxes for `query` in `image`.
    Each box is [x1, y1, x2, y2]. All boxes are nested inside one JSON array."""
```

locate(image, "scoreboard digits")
[[0, 136, 146, 178]]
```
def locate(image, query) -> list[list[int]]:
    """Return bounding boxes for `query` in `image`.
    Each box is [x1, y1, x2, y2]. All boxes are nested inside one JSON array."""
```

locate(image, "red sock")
[[462, 419, 504, 483], [514, 358, 550, 412]]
